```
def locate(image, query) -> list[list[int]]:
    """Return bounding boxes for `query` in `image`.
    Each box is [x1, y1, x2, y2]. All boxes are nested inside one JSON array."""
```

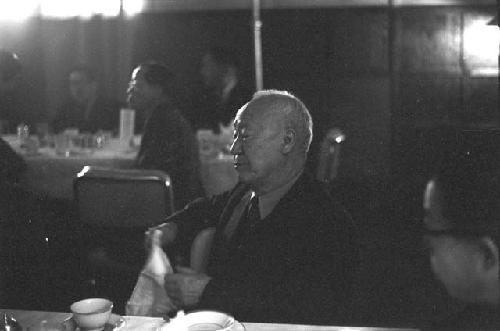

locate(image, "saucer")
[[158, 311, 244, 331], [63, 314, 125, 331]]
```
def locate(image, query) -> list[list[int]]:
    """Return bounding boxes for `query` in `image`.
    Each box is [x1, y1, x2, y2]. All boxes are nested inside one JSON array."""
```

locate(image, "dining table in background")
[[3, 135, 137, 200], [0, 309, 419, 331], [3, 134, 238, 200]]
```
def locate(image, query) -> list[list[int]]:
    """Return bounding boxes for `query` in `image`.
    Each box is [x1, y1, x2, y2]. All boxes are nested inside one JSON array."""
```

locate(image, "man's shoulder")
[[286, 173, 338, 208], [281, 173, 355, 228]]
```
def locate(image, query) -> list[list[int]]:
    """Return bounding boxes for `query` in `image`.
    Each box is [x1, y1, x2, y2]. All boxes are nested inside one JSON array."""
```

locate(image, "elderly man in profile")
[[148, 90, 357, 324]]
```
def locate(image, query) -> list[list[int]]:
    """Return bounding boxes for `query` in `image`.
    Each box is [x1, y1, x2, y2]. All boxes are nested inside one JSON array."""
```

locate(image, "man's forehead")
[[239, 98, 279, 120]]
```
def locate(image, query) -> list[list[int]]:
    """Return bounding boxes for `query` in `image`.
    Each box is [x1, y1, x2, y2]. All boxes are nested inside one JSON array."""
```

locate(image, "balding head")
[[231, 90, 313, 194], [236, 90, 313, 155]]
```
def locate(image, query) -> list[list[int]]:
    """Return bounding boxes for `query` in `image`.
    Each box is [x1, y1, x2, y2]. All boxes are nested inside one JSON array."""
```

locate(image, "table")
[[0, 309, 418, 331], [3, 135, 238, 200], [4, 135, 137, 200]]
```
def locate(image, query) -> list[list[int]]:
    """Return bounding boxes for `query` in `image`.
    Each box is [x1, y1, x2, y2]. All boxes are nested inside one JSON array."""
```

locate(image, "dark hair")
[[206, 46, 240, 69], [432, 151, 500, 243], [137, 61, 175, 96], [0, 50, 22, 82], [69, 64, 97, 82]]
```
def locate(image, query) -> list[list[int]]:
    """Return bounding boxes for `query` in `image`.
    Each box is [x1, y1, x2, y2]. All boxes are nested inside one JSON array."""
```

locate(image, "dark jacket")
[[52, 95, 123, 134], [136, 101, 202, 210], [425, 303, 500, 330], [169, 172, 358, 325]]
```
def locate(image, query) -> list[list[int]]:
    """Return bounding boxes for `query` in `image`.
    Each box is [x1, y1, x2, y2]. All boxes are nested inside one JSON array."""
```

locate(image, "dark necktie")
[[233, 196, 260, 242]]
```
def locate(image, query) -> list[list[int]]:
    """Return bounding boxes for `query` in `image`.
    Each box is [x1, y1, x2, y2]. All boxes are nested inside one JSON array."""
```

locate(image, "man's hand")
[[144, 222, 178, 250], [164, 266, 211, 308]]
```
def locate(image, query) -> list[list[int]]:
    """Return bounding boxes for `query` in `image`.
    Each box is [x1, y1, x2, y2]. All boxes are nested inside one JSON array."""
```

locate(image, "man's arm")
[[146, 190, 230, 249]]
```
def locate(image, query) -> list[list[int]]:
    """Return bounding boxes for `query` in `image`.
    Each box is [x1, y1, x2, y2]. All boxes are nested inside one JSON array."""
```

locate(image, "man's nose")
[[230, 138, 241, 155]]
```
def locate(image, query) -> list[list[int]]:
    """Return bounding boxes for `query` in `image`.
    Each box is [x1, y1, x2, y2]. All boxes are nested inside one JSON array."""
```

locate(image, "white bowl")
[[163, 311, 235, 331], [70, 298, 113, 331]]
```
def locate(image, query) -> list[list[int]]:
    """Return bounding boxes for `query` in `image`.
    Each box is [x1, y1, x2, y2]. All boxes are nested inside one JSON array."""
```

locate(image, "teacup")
[[70, 298, 113, 331]]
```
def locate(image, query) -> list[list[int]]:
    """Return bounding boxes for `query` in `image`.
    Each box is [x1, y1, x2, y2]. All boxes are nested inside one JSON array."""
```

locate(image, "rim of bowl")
[[70, 298, 113, 315]]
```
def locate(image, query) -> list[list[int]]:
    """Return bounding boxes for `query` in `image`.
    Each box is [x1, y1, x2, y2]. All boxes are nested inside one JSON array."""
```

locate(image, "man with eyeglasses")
[[422, 154, 500, 329]]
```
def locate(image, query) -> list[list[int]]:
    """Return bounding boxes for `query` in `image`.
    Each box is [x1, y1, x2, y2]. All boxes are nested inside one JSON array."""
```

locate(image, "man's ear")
[[282, 128, 296, 154], [478, 237, 499, 271]]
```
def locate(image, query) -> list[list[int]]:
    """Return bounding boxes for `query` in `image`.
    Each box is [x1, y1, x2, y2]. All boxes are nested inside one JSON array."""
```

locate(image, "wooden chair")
[[316, 128, 346, 184]]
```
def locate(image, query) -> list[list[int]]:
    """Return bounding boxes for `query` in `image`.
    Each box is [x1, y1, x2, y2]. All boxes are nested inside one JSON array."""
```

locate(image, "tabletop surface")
[[1, 309, 419, 331], [3, 134, 137, 160]]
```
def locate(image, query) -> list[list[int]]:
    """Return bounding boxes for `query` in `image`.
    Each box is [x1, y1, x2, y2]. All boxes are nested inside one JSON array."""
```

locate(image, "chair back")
[[316, 128, 346, 184], [74, 166, 174, 228]]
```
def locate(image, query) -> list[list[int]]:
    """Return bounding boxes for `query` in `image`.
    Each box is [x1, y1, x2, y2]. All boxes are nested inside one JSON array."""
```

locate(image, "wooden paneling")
[[328, 77, 392, 179], [394, 8, 461, 74], [462, 77, 499, 127], [142, 0, 495, 11], [397, 76, 461, 125], [326, 9, 389, 75]]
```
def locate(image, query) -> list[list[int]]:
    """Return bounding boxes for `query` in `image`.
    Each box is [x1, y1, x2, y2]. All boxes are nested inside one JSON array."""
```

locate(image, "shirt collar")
[[251, 170, 303, 219]]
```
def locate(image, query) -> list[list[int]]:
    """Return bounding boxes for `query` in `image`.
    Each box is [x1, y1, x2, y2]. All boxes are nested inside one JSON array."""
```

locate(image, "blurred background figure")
[[187, 46, 252, 133], [127, 61, 202, 209], [52, 64, 123, 134], [0, 50, 27, 133], [422, 151, 500, 329], [0, 49, 57, 310]]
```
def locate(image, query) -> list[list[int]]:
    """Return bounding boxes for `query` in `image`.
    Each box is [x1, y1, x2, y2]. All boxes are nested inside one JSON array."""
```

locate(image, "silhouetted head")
[[127, 61, 175, 113]]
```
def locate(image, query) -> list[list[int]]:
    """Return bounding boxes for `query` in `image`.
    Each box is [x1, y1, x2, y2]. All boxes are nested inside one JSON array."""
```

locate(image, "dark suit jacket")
[[52, 95, 123, 134], [135, 101, 202, 210], [424, 303, 500, 330], [169, 172, 358, 325]]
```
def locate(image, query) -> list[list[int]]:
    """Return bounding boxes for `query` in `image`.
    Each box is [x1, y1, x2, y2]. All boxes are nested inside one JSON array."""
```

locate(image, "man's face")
[[230, 99, 285, 190], [69, 71, 95, 105], [126, 66, 159, 112], [200, 53, 223, 89], [423, 180, 485, 302]]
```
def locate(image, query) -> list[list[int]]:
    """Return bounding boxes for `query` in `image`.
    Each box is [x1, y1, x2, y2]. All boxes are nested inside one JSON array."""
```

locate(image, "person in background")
[[187, 46, 252, 133], [52, 64, 123, 134], [0, 50, 31, 133], [147, 90, 357, 324], [127, 61, 202, 209], [422, 152, 500, 329]]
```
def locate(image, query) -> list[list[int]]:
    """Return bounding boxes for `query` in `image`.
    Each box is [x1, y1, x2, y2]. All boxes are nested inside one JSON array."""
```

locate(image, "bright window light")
[[41, 0, 80, 18], [0, 0, 39, 21], [123, 0, 144, 16], [40, 0, 121, 18], [78, 0, 120, 18], [464, 16, 500, 73]]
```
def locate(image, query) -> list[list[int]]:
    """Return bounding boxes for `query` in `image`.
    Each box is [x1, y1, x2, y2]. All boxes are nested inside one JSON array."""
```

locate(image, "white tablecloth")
[[4, 135, 238, 200], [0, 309, 419, 331]]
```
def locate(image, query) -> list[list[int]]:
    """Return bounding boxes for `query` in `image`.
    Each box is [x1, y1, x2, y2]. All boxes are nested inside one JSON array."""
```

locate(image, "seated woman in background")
[[127, 61, 202, 209]]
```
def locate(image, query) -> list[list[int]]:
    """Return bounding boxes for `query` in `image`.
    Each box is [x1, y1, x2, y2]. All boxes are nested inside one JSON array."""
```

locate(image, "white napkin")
[[125, 230, 177, 316]]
